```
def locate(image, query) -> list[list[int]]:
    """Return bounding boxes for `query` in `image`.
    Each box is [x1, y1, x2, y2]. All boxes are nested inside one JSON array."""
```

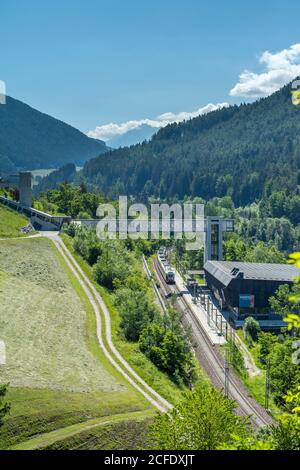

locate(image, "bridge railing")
[[0, 195, 71, 230]]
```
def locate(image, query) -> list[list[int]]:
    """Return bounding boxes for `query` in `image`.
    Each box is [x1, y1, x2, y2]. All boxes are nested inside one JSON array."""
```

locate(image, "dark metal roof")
[[204, 261, 300, 287]]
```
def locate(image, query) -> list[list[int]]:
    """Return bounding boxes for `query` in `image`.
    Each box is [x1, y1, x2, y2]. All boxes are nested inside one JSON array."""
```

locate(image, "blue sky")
[[1, 0, 300, 139]]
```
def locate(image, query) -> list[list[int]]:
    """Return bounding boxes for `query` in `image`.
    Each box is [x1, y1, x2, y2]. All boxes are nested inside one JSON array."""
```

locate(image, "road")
[[42, 232, 171, 413], [152, 256, 275, 429]]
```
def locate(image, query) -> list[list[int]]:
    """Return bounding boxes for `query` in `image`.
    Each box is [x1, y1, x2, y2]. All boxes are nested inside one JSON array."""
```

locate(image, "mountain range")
[[0, 96, 108, 173], [81, 80, 300, 206], [88, 103, 229, 148]]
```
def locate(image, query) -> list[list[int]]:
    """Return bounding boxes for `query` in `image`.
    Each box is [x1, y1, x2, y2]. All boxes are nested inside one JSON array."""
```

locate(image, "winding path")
[[42, 232, 171, 413]]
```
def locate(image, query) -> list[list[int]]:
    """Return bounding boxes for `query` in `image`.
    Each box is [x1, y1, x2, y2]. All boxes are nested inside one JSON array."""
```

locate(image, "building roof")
[[204, 261, 300, 287]]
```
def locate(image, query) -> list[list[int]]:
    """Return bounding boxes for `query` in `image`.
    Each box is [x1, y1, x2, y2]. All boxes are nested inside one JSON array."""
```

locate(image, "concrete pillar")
[[19, 172, 32, 207], [204, 217, 223, 263]]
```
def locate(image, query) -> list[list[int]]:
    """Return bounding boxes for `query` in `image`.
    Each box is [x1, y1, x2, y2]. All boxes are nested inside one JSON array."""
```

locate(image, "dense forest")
[[81, 80, 300, 206], [32, 184, 300, 254]]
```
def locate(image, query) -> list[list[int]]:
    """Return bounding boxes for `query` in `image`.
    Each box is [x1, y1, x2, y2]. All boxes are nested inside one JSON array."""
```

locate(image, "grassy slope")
[[0, 237, 151, 449], [0, 205, 28, 238], [10, 410, 154, 450], [232, 330, 280, 415], [42, 417, 153, 450], [61, 234, 193, 405]]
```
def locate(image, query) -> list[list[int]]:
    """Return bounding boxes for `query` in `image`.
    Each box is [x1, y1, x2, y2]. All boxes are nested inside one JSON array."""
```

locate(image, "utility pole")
[[224, 349, 230, 398], [232, 328, 236, 346], [265, 359, 271, 411], [220, 315, 223, 336], [207, 298, 211, 327]]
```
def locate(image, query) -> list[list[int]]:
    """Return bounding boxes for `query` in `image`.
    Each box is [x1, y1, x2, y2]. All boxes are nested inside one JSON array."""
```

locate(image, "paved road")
[[42, 232, 171, 413]]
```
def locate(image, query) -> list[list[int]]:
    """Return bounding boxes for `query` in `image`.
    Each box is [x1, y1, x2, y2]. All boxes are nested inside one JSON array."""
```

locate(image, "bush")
[[76, 211, 92, 219], [0, 385, 10, 427], [151, 384, 249, 450], [93, 241, 133, 289], [227, 341, 246, 377], [268, 340, 300, 408], [270, 414, 300, 450], [258, 332, 277, 360], [139, 312, 195, 386], [65, 222, 77, 238], [73, 228, 103, 266], [243, 316, 261, 342], [114, 288, 157, 341]]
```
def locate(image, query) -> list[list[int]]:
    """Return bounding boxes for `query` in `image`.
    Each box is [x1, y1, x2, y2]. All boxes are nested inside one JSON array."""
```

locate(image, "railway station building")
[[204, 261, 300, 330]]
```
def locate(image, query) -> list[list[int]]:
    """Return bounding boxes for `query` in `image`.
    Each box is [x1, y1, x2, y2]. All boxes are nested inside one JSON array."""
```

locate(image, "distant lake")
[[30, 167, 82, 185], [30, 169, 56, 185]]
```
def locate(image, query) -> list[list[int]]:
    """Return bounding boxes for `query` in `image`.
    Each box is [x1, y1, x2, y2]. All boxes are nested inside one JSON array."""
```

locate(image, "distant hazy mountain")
[[90, 103, 229, 148], [107, 124, 158, 148], [0, 96, 108, 172]]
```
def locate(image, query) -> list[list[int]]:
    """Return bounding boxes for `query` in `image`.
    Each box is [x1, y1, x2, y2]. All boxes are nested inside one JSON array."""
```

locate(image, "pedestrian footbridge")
[[0, 196, 71, 231]]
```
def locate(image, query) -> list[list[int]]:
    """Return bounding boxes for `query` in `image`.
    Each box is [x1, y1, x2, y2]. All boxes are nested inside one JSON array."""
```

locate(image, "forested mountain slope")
[[82, 81, 300, 205], [0, 96, 108, 172]]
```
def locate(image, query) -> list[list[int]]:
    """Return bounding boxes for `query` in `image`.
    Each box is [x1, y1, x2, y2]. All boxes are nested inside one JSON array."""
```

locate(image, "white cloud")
[[230, 44, 300, 98], [0, 80, 6, 105], [87, 103, 229, 141]]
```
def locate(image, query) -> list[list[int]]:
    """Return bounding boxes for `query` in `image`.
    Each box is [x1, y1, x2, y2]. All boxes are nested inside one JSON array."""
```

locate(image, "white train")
[[157, 249, 175, 284], [158, 246, 166, 256]]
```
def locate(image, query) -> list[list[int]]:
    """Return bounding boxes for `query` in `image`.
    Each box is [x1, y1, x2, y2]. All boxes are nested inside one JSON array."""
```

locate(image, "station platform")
[[174, 270, 227, 345]]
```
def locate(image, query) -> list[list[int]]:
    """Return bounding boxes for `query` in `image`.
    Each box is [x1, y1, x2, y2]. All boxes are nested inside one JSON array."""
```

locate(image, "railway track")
[[152, 256, 275, 429]]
